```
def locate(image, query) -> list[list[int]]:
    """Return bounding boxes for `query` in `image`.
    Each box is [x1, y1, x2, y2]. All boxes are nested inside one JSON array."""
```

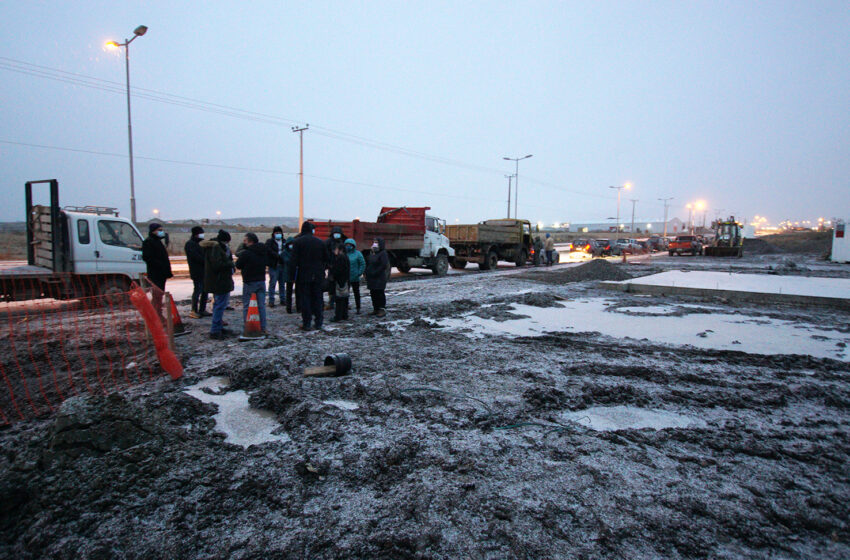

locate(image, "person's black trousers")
[[285, 281, 299, 312], [299, 282, 324, 328], [191, 277, 208, 313], [351, 281, 361, 311], [369, 289, 386, 311]]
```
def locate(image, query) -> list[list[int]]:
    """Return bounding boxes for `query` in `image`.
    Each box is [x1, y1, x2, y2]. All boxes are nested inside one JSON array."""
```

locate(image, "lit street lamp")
[[608, 183, 631, 239], [106, 25, 148, 225], [503, 154, 532, 219], [686, 203, 693, 233]]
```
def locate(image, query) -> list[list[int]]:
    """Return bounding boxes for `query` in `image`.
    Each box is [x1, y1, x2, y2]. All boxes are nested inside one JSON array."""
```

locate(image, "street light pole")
[[503, 155, 532, 219], [658, 197, 673, 238], [629, 199, 637, 234], [106, 25, 148, 224], [504, 174, 514, 218], [291, 124, 309, 229], [686, 203, 694, 233], [608, 183, 631, 239]]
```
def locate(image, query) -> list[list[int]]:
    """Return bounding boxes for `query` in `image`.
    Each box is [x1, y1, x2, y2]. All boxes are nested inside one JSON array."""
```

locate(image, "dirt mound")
[[521, 259, 632, 284], [743, 238, 785, 255], [759, 231, 833, 255]]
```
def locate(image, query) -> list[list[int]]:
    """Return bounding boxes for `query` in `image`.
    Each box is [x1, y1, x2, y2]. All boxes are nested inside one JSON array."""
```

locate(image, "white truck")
[[0, 180, 147, 301]]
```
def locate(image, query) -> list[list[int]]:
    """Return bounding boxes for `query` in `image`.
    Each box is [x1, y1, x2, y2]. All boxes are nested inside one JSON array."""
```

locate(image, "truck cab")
[[422, 215, 455, 262], [64, 208, 146, 277]]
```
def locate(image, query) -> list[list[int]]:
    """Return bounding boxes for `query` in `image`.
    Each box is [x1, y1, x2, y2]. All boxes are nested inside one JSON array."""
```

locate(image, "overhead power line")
[[0, 56, 680, 209]]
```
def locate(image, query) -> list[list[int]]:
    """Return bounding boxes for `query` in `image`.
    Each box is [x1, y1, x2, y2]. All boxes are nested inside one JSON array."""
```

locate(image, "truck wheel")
[[97, 277, 131, 306], [484, 250, 499, 271], [450, 258, 467, 270], [397, 259, 412, 274], [515, 249, 528, 267], [431, 254, 448, 276]]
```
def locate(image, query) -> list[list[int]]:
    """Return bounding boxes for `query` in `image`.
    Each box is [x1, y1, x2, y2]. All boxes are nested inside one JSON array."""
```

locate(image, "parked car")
[[569, 239, 588, 252], [668, 235, 704, 256], [636, 240, 651, 253], [590, 238, 613, 257], [648, 236, 669, 251], [612, 238, 641, 255]]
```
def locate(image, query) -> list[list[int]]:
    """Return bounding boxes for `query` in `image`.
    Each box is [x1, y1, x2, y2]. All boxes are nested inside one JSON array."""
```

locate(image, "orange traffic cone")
[[169, 296, 190, 337], [239, 293, 266, 341], [622, 250, 627, 263]]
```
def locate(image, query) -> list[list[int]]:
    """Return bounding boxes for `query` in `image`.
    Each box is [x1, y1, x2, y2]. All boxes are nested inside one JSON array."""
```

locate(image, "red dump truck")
[[309, 207, 455, 276]]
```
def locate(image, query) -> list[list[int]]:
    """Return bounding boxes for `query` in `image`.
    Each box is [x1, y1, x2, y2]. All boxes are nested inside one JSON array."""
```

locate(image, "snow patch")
[[185, 376, 290, 448], [438, 298, 850, 361], [562, 406, 707, 431], [322, 399, 360, 411]]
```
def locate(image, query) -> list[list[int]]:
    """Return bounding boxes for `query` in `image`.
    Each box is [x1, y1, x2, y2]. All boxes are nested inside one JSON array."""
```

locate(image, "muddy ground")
[[1, 253, 849, 559]]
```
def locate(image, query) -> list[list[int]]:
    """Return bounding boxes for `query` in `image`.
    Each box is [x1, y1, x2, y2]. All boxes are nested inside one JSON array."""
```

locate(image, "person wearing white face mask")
[[264, 226, 286, 308], [142, 222, 173, 325]]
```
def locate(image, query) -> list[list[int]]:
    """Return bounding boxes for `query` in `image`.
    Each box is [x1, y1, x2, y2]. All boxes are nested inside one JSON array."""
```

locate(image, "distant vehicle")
[[569, 239, 588, 252], [636, 240, 651, 253], [311, 207, 454, 276], [446, 219, 536, 270], [612, 239, 641, 255], [590, 238, 613, 257], [0, 180, 147, 302], [704, 217, 744, 257], [648, 236, 669, 251], [668, 235, 703, 256]]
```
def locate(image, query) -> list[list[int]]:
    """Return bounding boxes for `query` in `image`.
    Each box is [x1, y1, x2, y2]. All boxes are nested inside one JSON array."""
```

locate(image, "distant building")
[[569, 218, 686, 235]]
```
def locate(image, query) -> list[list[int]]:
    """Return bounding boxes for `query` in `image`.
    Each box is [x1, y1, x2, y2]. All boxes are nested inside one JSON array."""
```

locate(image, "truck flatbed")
[[0, 262, 54, 279]]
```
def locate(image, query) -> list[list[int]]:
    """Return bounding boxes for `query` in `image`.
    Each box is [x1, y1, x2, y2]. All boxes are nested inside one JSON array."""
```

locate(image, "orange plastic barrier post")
[[129, 286, 183, 380]]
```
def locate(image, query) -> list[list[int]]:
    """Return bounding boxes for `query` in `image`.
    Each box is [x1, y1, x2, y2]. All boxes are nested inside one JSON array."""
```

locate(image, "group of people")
[[143, 221, 391, 339], [533, 233, 557, 266]]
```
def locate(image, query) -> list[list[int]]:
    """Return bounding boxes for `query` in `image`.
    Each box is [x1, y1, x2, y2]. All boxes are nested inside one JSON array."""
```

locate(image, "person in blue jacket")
[[344, 238, 366, 314]]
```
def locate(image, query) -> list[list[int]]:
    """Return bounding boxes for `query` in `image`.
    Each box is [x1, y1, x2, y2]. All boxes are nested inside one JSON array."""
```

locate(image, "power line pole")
[[504, 175, 515, 218], [657, 197, 673, 238], [629, 199, 638, 235], [291, 124, 309, 229]]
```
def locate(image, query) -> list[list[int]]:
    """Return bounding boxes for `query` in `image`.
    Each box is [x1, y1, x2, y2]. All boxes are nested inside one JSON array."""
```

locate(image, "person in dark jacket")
[[533, 236, 544, 267], [201, 230, 235, 339], [141, 222, 173, 325], [292, 221, 330, 330], [265, 226, 285, 307], [324, 226, 347, 310], [330, 244, 351, 322], [282, 237, 299, 314], [344, 238, 366, 314], [185, 226, 209, 318], [236, 232, 268, 334], [365, 237, 389, 317]]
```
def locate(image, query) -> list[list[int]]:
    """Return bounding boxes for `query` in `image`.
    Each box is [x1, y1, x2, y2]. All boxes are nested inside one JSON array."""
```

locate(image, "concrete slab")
[[600, 270, 850, 309]]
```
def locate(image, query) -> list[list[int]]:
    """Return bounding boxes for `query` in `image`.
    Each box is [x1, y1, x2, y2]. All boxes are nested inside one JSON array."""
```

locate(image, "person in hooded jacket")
[[533, 235, 544, 267], [142, 222, 173, 325], [344, 238, 366, 314], [265, 226, 285, 307], [185, 226, 209, 318], [365, 237, 389, 317], [324, 226, 347, 310], [330, 244, 351, 322], [236, 232, 269, 334], [544, 233, 556, 266], [282, 236, 299, 314], [201, 230, 235, 339], [292, 221, 329, 330]]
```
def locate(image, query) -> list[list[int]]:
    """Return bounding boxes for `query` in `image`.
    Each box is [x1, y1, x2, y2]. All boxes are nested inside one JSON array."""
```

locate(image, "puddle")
[[561, 406, 706, 431], [185, 376, 290, 448], [322, 399, 360, 411]]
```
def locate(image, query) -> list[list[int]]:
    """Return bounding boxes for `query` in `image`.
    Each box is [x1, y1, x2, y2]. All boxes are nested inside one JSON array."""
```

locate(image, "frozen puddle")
[[322, 399, 360, 411], [563, 406, 706, 431], [438, 298, 850, 361], [185, 376, 290, 448]]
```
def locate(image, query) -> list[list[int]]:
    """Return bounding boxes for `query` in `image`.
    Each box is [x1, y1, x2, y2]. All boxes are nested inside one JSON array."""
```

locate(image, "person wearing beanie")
[[544, 232, 556, 266], [264, 226, 286, 308], [141, 222, 173, 325], [291, 220, 329, 330], [185, 226, 209, 318], [201, 229, 235, 339]]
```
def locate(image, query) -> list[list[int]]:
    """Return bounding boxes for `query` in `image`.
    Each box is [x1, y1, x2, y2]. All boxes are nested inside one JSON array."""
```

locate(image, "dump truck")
[[0, 180, 147, 302], [704, 217, 744, 257], [445, 219, 535, 270], [310, 207, 454, 276]]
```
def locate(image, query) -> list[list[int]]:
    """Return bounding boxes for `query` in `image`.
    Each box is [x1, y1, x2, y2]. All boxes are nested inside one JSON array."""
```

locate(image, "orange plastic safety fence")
[[0, 274, 175, 424]]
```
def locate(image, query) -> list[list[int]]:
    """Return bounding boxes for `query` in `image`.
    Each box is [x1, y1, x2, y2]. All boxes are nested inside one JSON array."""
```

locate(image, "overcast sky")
[[1, 1, 847, 227]]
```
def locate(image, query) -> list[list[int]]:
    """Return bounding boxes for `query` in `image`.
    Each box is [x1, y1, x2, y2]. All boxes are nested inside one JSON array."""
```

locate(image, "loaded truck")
[[446, 218, 540, 270], [0, 180, 147, 301], [310, 207, 454, 276]]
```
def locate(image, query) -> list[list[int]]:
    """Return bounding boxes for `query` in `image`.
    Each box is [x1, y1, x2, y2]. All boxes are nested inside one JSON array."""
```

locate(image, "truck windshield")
[[98, 220, 142, 249]]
